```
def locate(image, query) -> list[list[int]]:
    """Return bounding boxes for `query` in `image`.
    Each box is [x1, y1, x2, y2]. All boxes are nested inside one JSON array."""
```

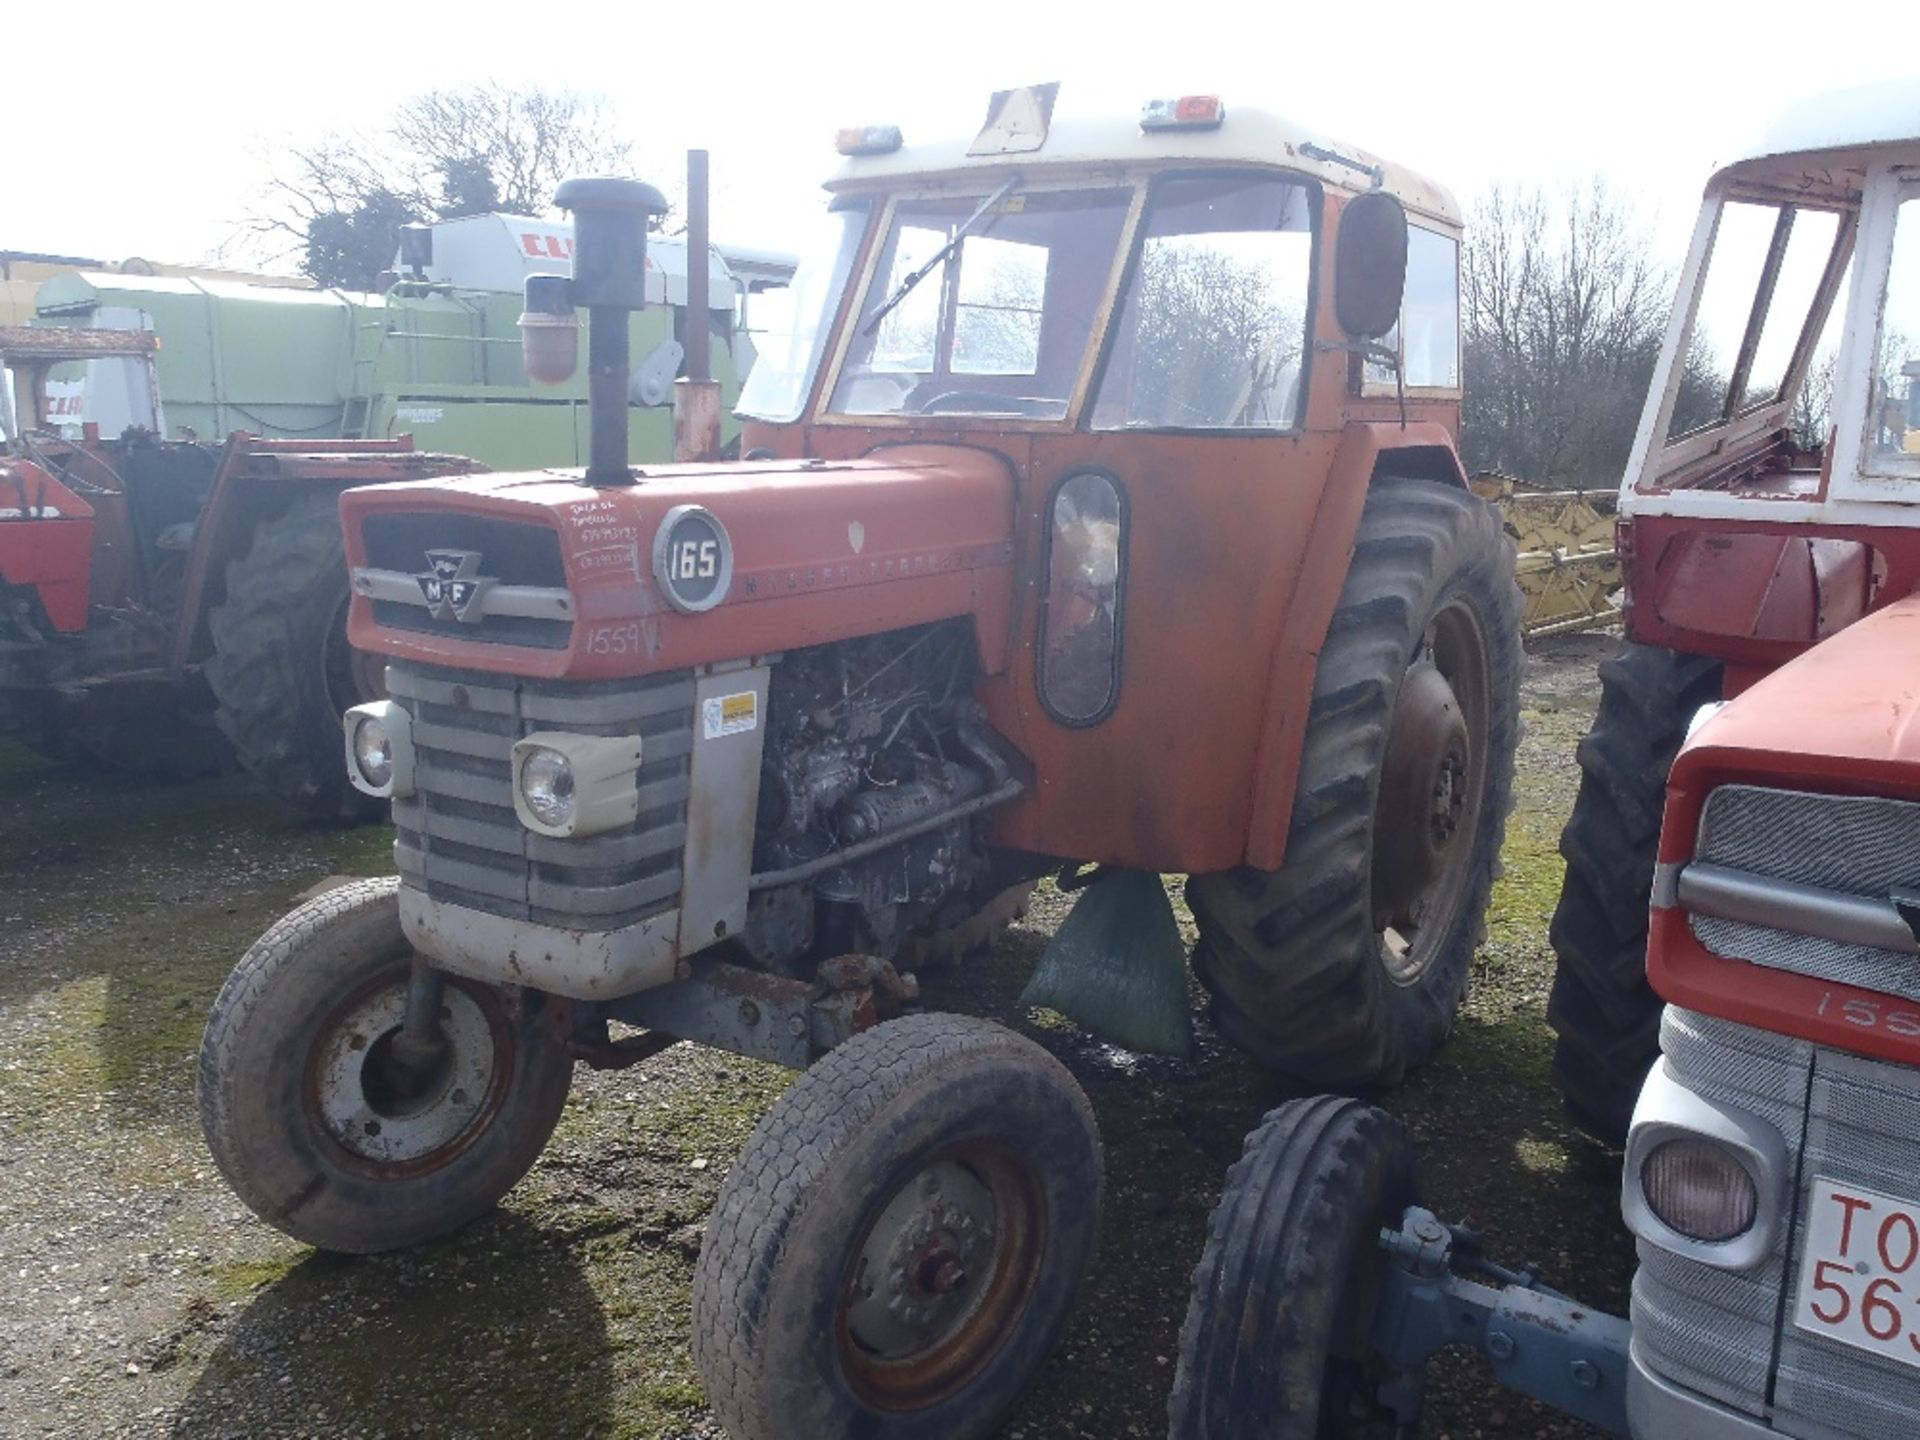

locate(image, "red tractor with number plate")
[[1548, 81, 1920, 1141], [1172, 590, 1920, 1440], [196, 88, 1522, 1440]]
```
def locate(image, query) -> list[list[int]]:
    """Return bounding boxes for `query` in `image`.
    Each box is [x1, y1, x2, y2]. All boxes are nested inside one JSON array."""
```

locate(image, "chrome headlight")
[[343, 700, 414, 798], [510, 731, 643, 838], [1623, 1061, 1784, 1270], [1640, 1136, 1759, 1242]]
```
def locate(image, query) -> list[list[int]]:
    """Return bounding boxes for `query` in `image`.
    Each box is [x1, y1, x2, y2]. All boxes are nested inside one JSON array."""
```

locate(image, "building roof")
[[826, 104, 1461, 227]]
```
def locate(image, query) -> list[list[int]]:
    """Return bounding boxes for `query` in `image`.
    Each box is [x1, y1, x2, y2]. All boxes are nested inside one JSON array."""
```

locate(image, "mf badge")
[[416, 549, 495, 623]]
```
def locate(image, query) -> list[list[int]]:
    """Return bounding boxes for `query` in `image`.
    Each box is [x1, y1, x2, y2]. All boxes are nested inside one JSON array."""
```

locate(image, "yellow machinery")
[[1472, 472, 1621, 639]]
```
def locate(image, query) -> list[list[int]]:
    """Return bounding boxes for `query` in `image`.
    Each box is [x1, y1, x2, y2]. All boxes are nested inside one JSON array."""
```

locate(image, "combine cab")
[[197, 88, 1522, 1440]]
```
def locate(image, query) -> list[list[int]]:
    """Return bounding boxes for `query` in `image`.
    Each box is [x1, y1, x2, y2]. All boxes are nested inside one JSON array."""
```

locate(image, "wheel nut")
[[919, 1256, 967, 1295]]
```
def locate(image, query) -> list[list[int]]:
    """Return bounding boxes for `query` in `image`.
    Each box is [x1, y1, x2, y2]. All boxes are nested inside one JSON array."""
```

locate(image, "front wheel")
[[197, 877, 573, 1254], [1189, 478, 1522, 1088], [691, 1013, 1102, 1440], [1171, 1096, 1415, 1439]]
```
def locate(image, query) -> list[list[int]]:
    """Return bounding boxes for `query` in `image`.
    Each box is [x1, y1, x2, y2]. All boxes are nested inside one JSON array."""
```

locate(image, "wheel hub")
[[843, 1160, 999, 1363], [1373, 659, 1472, 929], [311, 978, 499, 1167]]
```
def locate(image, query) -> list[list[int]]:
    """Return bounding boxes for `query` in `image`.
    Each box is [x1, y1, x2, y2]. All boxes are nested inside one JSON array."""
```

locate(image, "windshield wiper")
[[860, 176, 1022, 336]]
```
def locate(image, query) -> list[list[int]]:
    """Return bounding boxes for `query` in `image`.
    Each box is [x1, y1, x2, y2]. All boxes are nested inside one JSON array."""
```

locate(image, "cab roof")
[[1714, 80, 1920, 202], [825, 105, 1462, 229]]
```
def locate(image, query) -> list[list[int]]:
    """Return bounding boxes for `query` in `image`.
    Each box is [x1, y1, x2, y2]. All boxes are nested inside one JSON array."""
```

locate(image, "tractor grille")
[[361, 513, 572, 649], [386, 659, 692, 931], [1690, 785, 1920, 1001], [1630, 1007, 1812, 1418], [1634, 1010, 1920, 1435], [1774, 1048, 1920, 1439]]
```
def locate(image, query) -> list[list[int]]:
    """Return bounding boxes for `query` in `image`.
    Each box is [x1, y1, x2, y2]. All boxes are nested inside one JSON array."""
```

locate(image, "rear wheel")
[[1188, 478, 1522, 1088], [1548, 643, 1721, 1143], [198, 877, 572, 1254], [691, 1013, 1101, 1440], [205, 490, 384, 823], [1171, 1096, 1414, 1439]]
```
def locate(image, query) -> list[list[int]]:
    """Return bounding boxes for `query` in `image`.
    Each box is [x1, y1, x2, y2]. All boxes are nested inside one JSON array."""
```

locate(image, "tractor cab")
[[1616, 79, 1920, 679]]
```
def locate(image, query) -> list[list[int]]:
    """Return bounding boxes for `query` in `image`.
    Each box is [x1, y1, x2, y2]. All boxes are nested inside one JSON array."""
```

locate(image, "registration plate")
[[1794, 1177, 1920, 1368]]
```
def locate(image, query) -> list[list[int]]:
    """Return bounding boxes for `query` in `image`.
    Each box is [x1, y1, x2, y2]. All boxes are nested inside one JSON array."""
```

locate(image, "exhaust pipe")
[[519, 176, 668, 486]]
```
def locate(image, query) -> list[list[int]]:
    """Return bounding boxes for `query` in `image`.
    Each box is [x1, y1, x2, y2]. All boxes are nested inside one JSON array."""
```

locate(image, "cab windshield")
[[829, 187, 1133, 420]]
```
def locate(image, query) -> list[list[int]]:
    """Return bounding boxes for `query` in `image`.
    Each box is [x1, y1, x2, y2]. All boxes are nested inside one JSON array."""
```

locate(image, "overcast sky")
[[6, 0, 1911, 271]]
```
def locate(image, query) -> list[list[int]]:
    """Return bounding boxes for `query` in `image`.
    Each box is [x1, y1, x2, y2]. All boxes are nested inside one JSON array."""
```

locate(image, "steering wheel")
[[914, 389, 1057, 418]]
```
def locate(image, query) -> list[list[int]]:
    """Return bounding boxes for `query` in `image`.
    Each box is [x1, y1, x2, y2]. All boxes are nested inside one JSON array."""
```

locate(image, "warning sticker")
[[703, 691, 758, 740]]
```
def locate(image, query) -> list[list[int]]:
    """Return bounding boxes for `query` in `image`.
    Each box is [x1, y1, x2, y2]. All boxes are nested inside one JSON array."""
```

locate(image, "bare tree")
[[252, 84, 644, 290], [1461, 180, 1674, 487]]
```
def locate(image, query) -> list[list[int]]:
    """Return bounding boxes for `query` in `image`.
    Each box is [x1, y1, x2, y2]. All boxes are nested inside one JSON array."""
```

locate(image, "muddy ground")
[[0, 633, 1628, 1439]]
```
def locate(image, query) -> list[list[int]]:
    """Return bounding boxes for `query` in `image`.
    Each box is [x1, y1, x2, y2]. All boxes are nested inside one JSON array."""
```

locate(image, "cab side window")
[[1365, 225, 1461, 390]]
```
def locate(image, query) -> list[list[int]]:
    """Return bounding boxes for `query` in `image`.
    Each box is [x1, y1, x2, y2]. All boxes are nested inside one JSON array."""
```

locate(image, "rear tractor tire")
[[205, 490, 387, 823], [1188, 477, 1522, 1088], [691, 1013, 1101, 1440], [1171, 1096, 1415, 1439], [1548, 642, 1721, 1144], [198, 877, 573, 1254]]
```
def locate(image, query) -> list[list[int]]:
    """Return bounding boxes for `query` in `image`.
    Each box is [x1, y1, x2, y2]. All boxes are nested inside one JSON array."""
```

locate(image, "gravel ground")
[[0, 633, 1627, 1439]]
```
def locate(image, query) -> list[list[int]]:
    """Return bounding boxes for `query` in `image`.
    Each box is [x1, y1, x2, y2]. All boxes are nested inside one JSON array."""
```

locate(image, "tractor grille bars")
[[1687, 785, 1920, 1001], [385, 660, 692, 931], [1636, 1009, 1920, 1436]]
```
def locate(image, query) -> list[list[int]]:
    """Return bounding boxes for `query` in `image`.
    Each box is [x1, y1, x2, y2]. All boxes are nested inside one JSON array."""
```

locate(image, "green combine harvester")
[[24, 213, 793, 465]]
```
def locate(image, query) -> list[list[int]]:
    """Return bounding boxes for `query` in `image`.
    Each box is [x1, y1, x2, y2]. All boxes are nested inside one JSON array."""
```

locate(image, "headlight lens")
[[1641, 1136, 1758, 1242], [351, 715, 393, 790], [518, 746, 576, 830]]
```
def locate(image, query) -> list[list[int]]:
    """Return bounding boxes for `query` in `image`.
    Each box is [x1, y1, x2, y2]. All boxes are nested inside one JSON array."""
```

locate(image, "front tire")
[[1171, 1096, 1414, 1439], [1548, 643, 1720, 1143], [691, 1013, 1101, 1440], [1188, 478, 1522, 1088], [205, 490, 385, 823], [198, 877, 572, 1254]]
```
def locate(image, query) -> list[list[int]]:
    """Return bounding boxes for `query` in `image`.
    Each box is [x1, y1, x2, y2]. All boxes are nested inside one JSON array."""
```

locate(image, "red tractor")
[[197, 89, 1521, 1439], [1549, 82, 1920, 1140], [1172, 588, 1920, 1439], [0, 325, 476, 815]]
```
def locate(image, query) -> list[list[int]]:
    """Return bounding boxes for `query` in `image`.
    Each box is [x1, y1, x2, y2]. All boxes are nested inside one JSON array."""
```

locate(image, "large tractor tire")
[[199, 877, 573, 1254], [1171, 1096, 1414, 1439], [1548, 643, 1721, 1144], [692, 1013, 1101, 1440], [1188, 478, 1522, 1088], [205, 490, 386, 822]]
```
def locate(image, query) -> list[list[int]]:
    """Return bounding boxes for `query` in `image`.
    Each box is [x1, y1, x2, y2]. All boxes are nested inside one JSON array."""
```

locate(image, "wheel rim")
[[1370, 597, 1491, 986], [837, 1143, 1046, 1411], [303, 965, 515, 1178], [323, 591, 388, 718]]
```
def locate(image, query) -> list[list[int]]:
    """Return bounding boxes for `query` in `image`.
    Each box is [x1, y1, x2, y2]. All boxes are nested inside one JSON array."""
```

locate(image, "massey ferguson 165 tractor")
[[1173, 592, 1920, 1439], [197, 88, 1520, 1439], [1550, 82, 1920, 1141]]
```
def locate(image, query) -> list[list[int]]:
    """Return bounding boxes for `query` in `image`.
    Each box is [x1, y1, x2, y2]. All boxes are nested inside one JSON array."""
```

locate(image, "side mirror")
[[1334, 192, 1408, 341]]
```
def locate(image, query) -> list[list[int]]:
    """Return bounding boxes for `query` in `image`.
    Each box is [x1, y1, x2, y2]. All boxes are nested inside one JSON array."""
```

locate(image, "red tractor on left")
[[0, 325, 476, 816]]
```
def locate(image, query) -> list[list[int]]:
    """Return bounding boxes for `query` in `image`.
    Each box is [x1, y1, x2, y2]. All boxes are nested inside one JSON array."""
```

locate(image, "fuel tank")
[[340, 444, 1018, 681]]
